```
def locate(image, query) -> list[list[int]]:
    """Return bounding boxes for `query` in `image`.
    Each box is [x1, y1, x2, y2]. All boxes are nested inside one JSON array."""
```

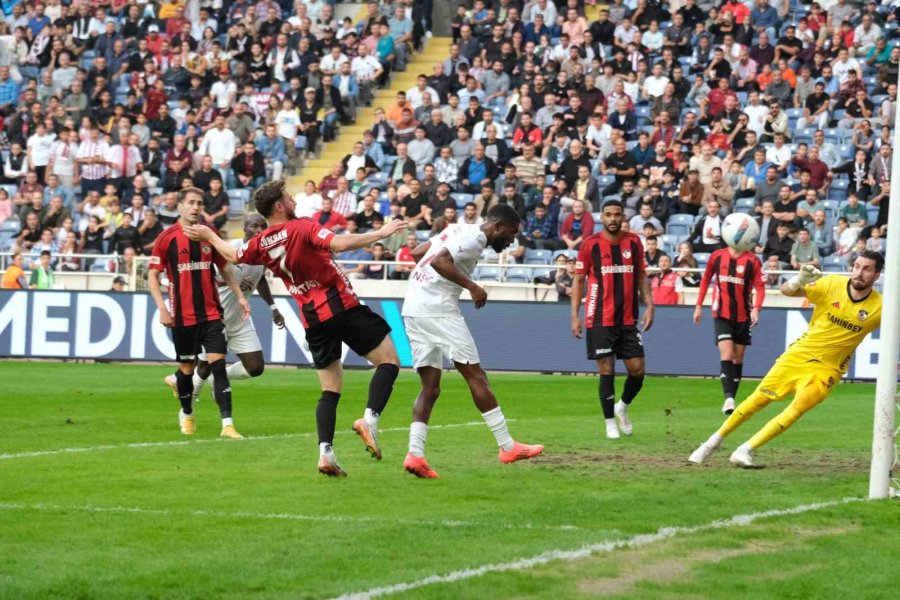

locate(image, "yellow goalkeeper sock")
[[717, 391, 771, 438], [747, 382, 827, 449]]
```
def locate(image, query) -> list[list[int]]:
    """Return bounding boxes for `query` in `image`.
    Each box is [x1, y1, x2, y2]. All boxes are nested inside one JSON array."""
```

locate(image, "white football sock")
[[319, 442, 333, 457], [615, 400, 628, 413], [409, 421, 428, 457], [737, 442, 752, 453], [191, 372, 206, 402], [221, 417, 233, 427], [706, 432, 724, 447], [605, 417, 617, 428], [364, 407, 380, 431], [482, 407, 514, 451], [226, 362, 251, 380]]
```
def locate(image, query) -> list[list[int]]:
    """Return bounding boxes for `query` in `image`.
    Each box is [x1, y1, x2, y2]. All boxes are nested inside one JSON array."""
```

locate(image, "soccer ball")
[[720, 213, 760, 252]]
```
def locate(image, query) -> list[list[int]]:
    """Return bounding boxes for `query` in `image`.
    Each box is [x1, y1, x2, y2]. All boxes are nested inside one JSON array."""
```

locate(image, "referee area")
[[2, 361, 896, 600]]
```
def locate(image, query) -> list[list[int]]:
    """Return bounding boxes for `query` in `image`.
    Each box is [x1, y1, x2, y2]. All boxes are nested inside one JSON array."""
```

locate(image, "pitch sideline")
[[0, 420, 501, 461], [329, 497, 867, 600]]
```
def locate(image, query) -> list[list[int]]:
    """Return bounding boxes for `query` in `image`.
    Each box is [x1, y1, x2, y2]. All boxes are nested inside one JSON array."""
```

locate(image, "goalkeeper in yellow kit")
[[688, 251, 884, 468]]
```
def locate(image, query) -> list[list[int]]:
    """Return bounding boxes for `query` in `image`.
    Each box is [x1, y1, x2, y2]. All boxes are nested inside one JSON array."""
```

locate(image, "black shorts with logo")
[[305, 305, 392, 369], [586, 325, 645, 360], [714, 318, 752, 346], [172, 319, 227, 363]]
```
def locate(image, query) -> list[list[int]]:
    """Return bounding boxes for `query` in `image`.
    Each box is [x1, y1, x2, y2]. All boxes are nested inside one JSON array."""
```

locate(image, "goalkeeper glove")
[[786, 264, 823, 292]]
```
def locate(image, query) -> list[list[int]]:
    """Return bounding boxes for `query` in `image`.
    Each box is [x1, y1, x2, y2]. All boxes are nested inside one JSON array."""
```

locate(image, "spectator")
[[651, 255, 684, 305], [458, 144, 498, 194], [807, 209, 834, 257], [790, 228, 821, 270], [763, 255, 785, 288], [29, 250, 55, 289], [555, 256, 576, 302], [202, 178, 230, 231], [688, 199, 726, 253], [313, 198, 349, 233], [674, 241, 701, 287], [523, 204, 560, 250], [559, 200, 594, 251], [139, 210, 164, 255], [295, 180, 323, 219], [763, 222, 794, 263], [109, 212, 140, 255], [230, 141, 267, 190]]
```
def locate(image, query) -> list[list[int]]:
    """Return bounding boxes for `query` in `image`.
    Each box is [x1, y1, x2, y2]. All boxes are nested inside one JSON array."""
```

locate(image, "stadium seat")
[[819, 200, 840, 218], [666, 222, 691, 238], [595, 174, 615, 187], [669, 214, 694, 226], [524, 248, 552, 265], [479, 248, 499, 263], [822, 255, 847, 273], [694, 252, 711, 267], [734, 198, 755, 215], [474, 266, 501, 282], [227, 189, 250, 218], [505, 267, 532, 283], [0, 220, 20, 234], [867, 206, 880, 225], [451, 192, 474, 208], [415, 230, 430, 242], [551, 249, 578, 262]]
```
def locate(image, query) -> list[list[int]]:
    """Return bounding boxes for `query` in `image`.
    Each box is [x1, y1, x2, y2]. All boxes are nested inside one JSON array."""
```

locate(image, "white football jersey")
[[402, 224, 486, 317], [219, 239, 266, 329]]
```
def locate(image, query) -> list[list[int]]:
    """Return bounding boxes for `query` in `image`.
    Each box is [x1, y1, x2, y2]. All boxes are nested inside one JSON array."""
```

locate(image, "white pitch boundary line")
[[330, 497, 867, 600], [0, 421, 499, 461], [0, 501, 579, 532]]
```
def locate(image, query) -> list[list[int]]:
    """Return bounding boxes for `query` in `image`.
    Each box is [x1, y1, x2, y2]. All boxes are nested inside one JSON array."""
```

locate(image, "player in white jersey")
[[401, 204, 544, 478], [165, 214, 285, 402]]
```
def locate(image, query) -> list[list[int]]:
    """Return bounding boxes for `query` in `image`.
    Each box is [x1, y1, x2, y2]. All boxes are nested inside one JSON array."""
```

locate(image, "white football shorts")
[[404, 315, 480, 370], [199, 317, 262, 361]]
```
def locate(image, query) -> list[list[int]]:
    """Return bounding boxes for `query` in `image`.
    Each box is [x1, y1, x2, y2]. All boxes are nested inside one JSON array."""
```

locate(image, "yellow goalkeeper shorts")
[[753, 356, 840, 404]]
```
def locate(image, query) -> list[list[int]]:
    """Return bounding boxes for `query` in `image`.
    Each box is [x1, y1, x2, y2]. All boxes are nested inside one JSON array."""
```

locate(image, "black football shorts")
[[585, 325, 645, 360]]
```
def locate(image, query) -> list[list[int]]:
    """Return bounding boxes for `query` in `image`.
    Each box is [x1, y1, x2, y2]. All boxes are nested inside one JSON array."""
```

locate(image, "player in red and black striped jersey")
[[187, 179, 407, 477], [148, 187, 251, 440], [693, 246, 766, 415], [571, 199, 655, 440]]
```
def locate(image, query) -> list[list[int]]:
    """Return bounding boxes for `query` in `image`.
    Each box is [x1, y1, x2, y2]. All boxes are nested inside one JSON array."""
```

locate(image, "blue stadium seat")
[[819, 200, 840, 218], [734, 198, 755, 215], [669, 214, 694, 225], [666, 222, 691, 238], [474, 266, 501, 282], [479, 248, 499, 262], [505, 267, 532, 283], [415, 230, 430, 242], [551, 249, 578, 262], [451, 192, 474, 208], [0, 220, 20, 234], [822, 255, 847, 273], [694, 252, 711, 266], [867, 206, 880, 225], [524, 248, 552, 265], [227, 189, 250, 218]]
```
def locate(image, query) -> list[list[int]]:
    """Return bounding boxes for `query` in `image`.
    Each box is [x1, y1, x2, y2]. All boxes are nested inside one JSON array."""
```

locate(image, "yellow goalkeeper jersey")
[[781, 275, 882, 374]]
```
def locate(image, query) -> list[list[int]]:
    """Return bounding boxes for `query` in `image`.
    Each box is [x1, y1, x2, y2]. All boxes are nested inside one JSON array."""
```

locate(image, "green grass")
[[0, 362, 897, 600]]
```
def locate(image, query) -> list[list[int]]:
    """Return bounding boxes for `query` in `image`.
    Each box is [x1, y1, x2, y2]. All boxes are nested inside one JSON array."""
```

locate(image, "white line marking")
[[0, 501, 578, 532], [329, 497, 866, 600], [0, 421, 498, 461]]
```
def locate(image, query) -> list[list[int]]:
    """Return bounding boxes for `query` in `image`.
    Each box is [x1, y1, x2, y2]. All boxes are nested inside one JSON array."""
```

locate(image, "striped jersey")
[[150, 223, 226, 327], [696, 248, 765, 322], [76, 139, 110, 180], [576, 231, 646, 328], [236, 218, 359, 328]]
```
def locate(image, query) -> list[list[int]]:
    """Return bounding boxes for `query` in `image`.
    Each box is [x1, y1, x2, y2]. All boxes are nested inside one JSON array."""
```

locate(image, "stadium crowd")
[[0, 0, 895, 300]]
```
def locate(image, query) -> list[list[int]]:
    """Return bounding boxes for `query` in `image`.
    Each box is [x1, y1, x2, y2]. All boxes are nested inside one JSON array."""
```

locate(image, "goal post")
[[868, 80, 900, 499]]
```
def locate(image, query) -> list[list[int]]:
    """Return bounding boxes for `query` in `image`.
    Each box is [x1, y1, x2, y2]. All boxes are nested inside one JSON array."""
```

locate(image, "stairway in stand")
[[285, 36, 453, 193]]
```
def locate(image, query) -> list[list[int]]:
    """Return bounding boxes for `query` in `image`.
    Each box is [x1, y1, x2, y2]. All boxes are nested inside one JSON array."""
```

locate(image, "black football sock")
[[621, 374, 644, 405], [366, 363, 399, 415], [175, 370, 193, 415], [209, 359, 232, 419], [734, 363, 744, 397], [599, 374, 616, 419], [209, 358, 231, 419], [316, 391, 341, 445], [720, 360, 736, 399]]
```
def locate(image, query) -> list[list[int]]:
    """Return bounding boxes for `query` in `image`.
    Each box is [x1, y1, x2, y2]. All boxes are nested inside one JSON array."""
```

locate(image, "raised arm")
[[780, 264, 822, 297], [329, 219, 406, 253]]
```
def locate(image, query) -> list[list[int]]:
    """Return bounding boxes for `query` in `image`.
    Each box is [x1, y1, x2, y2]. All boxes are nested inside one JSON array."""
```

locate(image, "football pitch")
[[1, 362, 897, 600]]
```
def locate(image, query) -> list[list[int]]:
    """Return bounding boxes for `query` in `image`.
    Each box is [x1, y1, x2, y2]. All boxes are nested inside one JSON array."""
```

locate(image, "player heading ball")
[[186, 179, 407, 477]]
